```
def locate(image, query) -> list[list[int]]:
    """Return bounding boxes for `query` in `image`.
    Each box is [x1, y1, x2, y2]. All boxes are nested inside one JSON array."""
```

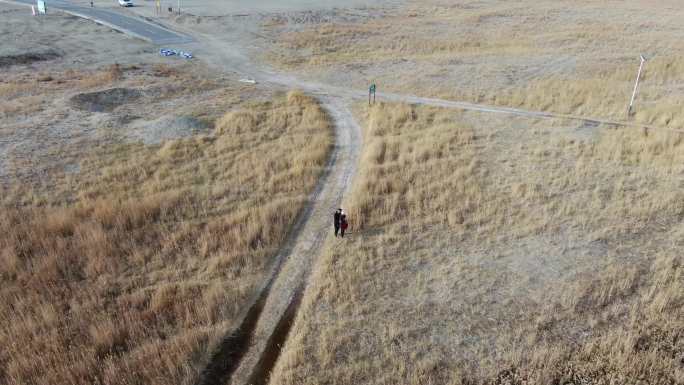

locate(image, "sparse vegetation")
[[3, 1, 684, 385], [79, 63, 123, 88], [1, 65, 130, 118], [269, 103, 683, 385], [0, 91, 333, 385], [263, 0, 684, 128]]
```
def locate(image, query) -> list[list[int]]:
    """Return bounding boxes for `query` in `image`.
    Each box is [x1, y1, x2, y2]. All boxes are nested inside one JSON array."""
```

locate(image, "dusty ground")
[[2, 0, 683, 384], [1, 3, 143, 180], [0, 2, 265, 197], [0, 3, 152, 64], [270, 102, 683, 385], [258, 0, 684, 129], [0, 4, 336, 385]]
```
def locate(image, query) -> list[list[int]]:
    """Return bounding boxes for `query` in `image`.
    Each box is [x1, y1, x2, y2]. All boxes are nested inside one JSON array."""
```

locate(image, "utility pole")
[[627, 55, 647, 116]]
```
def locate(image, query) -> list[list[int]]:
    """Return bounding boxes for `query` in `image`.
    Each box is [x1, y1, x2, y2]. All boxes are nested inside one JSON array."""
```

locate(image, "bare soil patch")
[[259, 0, 684, 129], [69, 87, 143, 112], [128, 115, 209, 144]]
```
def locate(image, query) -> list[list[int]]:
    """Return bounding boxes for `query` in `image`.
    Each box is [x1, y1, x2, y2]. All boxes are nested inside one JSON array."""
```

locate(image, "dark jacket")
[[334, 211, 341, 226]]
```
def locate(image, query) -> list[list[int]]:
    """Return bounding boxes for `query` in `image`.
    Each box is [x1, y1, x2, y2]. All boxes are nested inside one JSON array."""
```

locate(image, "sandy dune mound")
[[70, 88, 143, 113]]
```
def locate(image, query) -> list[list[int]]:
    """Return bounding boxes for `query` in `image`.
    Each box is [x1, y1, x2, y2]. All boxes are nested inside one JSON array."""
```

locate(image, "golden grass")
[[345, 102, 478, 230], [152, 63, 180, 78], [0, 91, 333, 385], [263, 0, 684, 128], [489, 60, 684, 127], [269, 103, 683, 385], [79, 63, 124, 88], [501, 254, 683, 385]]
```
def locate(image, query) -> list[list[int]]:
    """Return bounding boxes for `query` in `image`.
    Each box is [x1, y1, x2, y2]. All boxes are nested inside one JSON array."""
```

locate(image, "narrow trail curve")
[[5, 0, 670, 133], [192, 31, 364, 385], [188, 34, 671, 134], [189, 31, 672, 385], [194, 97, 360, 385], [1, 3, 675, 383], [225, 97, 361, 385]]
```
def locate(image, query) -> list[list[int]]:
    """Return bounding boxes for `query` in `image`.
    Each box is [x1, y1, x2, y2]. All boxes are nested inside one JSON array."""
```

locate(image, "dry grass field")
[[261, 0, 684, 128], [0, 80, 332, 384], [0, 61, 230, 197], [269, 103, 683, 384], [3, 1, 683, 385]]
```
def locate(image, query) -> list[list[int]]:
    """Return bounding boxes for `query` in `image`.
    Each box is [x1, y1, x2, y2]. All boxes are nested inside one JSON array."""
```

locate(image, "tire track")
[[194, 97, 361, 385], [224, 98, 361, 385], [244, 284, 304, 385]]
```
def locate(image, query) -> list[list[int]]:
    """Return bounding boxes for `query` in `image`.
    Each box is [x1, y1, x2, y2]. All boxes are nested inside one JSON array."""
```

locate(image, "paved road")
[[8, 0, 192, 44]]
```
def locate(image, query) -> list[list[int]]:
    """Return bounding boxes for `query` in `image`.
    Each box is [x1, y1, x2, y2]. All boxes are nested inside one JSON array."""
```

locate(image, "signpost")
[[627, 55, 647, 116], [36, 0, 46, 14], [369, 83, 376, 105]]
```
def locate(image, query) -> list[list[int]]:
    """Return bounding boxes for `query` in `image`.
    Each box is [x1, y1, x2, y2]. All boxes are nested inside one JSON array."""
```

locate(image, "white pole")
[[628, 55, 646, 115]]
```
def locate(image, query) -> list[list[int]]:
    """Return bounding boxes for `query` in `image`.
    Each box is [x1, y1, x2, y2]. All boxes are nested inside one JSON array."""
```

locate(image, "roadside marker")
[[36, 0, 46, 14], [627, 54, 647, 116], [369, 83, 376, 105]]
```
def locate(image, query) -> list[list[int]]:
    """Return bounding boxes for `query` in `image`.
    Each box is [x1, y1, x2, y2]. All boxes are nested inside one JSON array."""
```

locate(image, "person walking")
[[333, 209, 341, 237], [340, 210, 348, 238]]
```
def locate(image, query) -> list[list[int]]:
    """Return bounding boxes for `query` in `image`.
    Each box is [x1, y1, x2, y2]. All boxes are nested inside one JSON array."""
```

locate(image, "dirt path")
[[188, 32, 363, 385], [229, 97, 361, 385], [195, 95, 361, 385], [2, 3, 675, 384], [188, 25, 674, 385], [190, 32, 666, 133]]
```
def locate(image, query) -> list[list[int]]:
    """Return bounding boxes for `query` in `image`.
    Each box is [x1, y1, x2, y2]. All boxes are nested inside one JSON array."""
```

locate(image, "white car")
[[118, 0, 133, 7]]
